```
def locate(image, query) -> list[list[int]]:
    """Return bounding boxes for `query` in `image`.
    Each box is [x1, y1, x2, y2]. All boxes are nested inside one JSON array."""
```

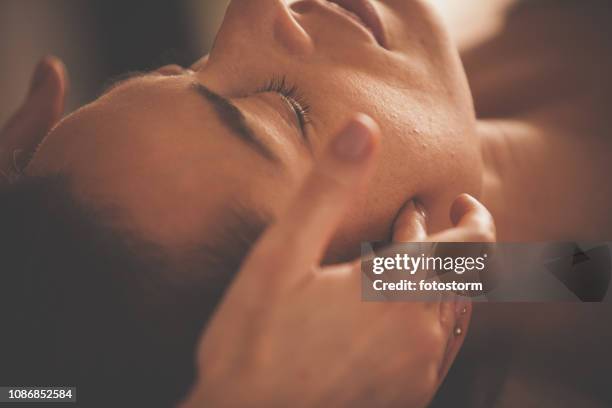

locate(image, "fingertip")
[[449, 194, 480, 226], [30, 56, 68, 97], [47, 55, 67, 78], [450, 194, 496, 241], [43, 55, 69, 95], [41, 55, 64, 72]]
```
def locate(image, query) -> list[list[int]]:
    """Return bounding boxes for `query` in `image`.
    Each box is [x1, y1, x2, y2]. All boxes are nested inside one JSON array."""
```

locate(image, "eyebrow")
[[101, 73, 279, 163], [189, 82, 279, 163]]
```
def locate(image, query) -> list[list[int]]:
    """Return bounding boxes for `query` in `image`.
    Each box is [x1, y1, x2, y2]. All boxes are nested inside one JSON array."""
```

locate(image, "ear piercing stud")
[[454, 304, 468, 336]]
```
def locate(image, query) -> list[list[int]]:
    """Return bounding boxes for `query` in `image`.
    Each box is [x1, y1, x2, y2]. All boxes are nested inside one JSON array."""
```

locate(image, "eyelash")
[[258, 76, 312, 133]]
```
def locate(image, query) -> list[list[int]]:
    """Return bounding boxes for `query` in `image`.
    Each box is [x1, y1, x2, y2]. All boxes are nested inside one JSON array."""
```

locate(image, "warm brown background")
[[0, 0, 230, 124]]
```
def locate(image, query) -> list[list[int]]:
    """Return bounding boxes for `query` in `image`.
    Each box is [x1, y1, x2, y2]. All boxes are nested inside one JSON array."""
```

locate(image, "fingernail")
[[332, 115, 377, 161]]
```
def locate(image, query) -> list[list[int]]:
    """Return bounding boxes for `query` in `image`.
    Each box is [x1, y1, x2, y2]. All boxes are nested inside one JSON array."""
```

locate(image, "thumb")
[[242, 114, 381, 283], [1, 56, 68, 171]]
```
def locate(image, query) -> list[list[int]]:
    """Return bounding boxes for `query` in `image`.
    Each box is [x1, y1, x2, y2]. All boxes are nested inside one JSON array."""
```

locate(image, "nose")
[[214, 0, 314, 57]]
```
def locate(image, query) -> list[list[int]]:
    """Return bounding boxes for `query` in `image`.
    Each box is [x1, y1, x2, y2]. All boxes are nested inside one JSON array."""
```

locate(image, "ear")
[[0, 56, 69, 172], [391, 199, 428, 242]]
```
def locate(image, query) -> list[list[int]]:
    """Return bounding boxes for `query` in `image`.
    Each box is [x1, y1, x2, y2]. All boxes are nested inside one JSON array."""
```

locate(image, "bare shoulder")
[[462, 0, 612, 119], [467, 1, 612, 239]]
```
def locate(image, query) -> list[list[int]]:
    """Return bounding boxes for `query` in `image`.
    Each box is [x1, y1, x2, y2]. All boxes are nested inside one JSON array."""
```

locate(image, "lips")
[[327, 0, 387, 48]]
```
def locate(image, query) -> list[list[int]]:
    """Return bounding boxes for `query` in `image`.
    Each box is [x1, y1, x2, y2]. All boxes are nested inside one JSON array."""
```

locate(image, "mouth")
[[326, 0, 388, 48]]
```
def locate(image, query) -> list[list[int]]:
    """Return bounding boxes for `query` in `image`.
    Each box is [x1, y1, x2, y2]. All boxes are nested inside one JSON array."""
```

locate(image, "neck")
[[477, 116, 612, 241], [478, 119, 538, 240]]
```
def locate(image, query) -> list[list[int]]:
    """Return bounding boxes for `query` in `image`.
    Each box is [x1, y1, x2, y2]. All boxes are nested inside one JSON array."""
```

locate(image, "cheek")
[[356, 121, 481, 239], [298, 68, 481, 247], [324, 170, 410, 263]]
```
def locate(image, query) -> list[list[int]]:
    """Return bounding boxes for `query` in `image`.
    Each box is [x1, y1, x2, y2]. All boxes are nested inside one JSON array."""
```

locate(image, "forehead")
[[28, 76, 289, 248], [31, 76, 258, 189]]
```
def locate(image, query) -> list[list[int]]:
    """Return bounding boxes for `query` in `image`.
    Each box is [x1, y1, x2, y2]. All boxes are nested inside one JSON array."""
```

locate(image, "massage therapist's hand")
[[0, 56, 67, 183], [182, 115, 495, 408]]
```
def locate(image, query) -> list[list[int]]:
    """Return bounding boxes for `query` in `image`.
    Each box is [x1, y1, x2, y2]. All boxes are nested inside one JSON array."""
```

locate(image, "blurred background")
[[0, 0, 230, 124], [0, 0, 514, 125]]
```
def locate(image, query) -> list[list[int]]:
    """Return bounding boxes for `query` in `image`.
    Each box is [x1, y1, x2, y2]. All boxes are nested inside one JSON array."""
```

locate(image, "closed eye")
[[257, 76, 312, 138]]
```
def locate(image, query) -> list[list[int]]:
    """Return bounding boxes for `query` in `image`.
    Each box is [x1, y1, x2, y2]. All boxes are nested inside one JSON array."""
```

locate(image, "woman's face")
[[29, 0, 481, 259]]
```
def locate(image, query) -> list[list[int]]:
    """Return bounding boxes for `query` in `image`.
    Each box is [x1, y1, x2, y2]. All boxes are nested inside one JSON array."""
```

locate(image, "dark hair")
[[0, 175, 266, 407]]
